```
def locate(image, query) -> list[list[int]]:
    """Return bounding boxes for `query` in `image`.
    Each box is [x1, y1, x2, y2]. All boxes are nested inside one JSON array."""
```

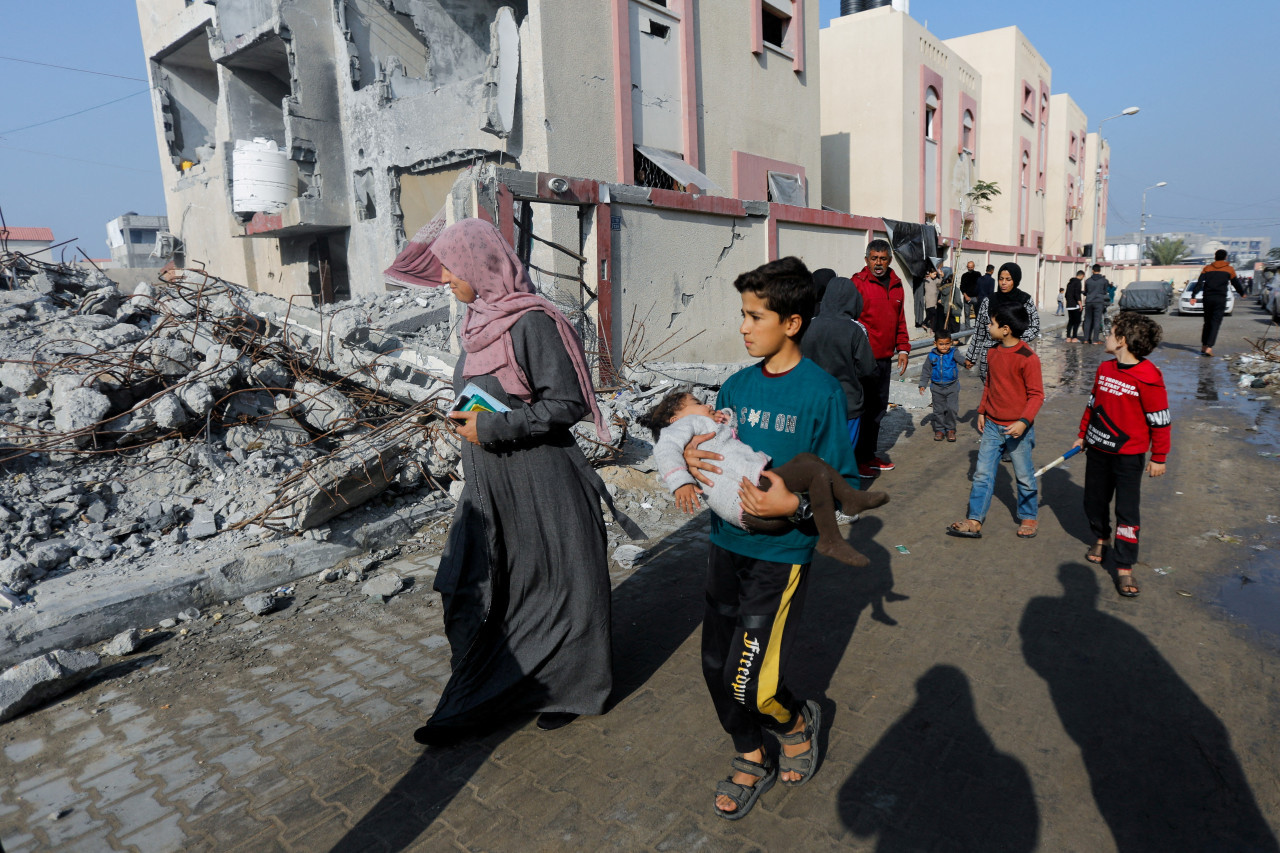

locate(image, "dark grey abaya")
[[428, 311, 639, 729]]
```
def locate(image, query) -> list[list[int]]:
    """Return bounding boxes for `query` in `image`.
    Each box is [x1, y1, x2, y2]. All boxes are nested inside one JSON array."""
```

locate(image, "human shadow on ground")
[[1021, 564, 1279, 853], [837, 665, 1038, 852], [328, 513, 710, 853], [877, 406, 916, 459]]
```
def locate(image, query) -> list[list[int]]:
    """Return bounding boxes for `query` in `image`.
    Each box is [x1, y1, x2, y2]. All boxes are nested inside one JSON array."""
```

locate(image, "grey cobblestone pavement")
[[3, 311, 1280, 851]]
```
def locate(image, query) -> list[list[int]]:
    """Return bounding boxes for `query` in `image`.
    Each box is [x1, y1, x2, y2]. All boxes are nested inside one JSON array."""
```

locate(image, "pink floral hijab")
[[431, 218, 610, 441]]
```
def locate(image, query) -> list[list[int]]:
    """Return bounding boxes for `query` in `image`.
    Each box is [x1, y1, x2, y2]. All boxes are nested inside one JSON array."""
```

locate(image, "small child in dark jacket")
[[918, 331, 961, 441]]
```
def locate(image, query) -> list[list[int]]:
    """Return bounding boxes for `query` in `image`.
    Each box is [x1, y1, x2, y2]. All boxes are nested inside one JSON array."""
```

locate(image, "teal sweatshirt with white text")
[[710, 358, 859, 564]]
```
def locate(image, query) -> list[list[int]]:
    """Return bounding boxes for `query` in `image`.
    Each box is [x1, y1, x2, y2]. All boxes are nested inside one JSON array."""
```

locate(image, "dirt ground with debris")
[[2, 308, 1280, 852]]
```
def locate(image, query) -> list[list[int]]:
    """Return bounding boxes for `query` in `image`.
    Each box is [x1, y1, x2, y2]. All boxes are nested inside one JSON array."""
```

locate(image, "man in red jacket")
[[850, 239, 910, 478]]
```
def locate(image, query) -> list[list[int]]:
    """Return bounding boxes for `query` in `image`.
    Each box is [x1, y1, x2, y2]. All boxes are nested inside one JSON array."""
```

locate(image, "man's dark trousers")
[[855, 358, 893, 466], [1201, 295, 1228, 348]]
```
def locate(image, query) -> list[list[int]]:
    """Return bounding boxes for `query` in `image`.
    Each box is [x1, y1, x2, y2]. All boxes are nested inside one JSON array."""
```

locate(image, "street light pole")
[[1138, 181, 1168, 279], [1092, 106, 1140, 264]]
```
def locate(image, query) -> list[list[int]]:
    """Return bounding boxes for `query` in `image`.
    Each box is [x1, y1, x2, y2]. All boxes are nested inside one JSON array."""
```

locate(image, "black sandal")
[[1086, 542, 1105, 564], [714, 754, 777, 820], [1115, 569, 1140, 598], [776, 699, 823, 787]]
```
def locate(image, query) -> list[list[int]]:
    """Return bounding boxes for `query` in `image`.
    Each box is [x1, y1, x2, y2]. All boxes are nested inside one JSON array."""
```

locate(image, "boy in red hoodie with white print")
[[1071, 312, 1171, 597]]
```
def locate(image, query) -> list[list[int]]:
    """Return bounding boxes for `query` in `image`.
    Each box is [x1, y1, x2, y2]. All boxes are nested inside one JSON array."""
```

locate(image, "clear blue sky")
[[1, 1, 1276, 259]]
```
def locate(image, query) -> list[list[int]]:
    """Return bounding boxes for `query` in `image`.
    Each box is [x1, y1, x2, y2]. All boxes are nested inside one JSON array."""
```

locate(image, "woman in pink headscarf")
[[414, 219, 643, 746]]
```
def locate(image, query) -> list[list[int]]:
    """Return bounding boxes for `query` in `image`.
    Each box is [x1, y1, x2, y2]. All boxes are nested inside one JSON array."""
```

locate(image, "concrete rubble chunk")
[[94, 323, 146, 349], [27, 540, 74, 571], [0, 586, 23, 610], [612, 544, 646, 569], [188, 506, 218, 539], [362, 573, 405, 600], [294, 381, 357, 433], [51, 377, 112, 445], [158, 618, 177, 629], [0, 649, 99, 724], [103, 628, 142, 657], [178, 381, 215, 418], [243, 592, 276, 616], [151, 394, 188, 430], [0, 362, 45, 395]]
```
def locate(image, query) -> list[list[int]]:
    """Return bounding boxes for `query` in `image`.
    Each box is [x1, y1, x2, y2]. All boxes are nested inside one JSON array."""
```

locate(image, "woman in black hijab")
[[963, 262, 1041, 382]]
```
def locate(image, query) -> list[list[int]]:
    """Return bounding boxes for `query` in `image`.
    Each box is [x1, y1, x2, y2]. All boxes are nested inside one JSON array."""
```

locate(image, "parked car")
[[1178, 283, 1235, 316], [1119, 280, 1170, 314]]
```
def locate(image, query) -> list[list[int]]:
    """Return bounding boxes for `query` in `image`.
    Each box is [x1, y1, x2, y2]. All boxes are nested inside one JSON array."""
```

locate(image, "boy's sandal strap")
[[730, 755, 773, 778]]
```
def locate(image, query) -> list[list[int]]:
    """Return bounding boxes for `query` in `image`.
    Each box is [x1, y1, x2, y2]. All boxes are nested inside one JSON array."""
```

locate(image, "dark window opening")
[[762, 4, 790, 49], [306, 233, 351, 305], [644, 19, 670, 38], [634, 147, 677, 191]]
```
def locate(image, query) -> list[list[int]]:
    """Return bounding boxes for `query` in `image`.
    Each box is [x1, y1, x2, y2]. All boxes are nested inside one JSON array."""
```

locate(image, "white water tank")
[[232, 138, 296, 214]]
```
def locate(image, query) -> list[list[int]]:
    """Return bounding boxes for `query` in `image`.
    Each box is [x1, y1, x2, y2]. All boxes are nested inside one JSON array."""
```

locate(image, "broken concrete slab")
[[0, 649, 99, 724], [268, 433, 405, 530], [293, 381, 356, 433], [361, 572, 405, 599]]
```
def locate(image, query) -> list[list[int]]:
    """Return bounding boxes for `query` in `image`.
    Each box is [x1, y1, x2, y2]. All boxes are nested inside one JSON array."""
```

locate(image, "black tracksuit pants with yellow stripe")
[[703, 544, 811, 753]]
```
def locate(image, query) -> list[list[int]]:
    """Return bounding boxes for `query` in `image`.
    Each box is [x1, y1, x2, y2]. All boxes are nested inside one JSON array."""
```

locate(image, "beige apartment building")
[[819, 7, 983, 241], [944, 26, 1053, 252], [135, 0, 822, 301], [1083, 132, 1111, 260], [1045, 93, 1089, 258]]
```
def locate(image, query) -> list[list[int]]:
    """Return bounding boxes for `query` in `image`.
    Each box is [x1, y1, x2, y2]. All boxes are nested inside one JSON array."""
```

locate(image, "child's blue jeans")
[[967, 419, 1037, 522]]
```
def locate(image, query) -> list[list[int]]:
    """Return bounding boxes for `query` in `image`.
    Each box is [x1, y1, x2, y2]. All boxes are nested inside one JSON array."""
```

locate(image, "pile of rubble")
[[0, 252, 728, 619], [1232, 336, 1280, 392]]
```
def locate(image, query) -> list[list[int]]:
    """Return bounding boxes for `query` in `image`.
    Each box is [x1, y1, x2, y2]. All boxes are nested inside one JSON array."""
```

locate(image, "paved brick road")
[[3, 312, 1280, 851]]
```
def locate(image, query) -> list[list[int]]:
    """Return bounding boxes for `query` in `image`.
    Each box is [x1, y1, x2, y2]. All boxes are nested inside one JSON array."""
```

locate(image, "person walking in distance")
[[1187, 249, 1245, 357], [1081, 264, 1111, 345], [849, 239, 910, 479], [1064, 270, 1085, 342], [959, 260, 982, 328]]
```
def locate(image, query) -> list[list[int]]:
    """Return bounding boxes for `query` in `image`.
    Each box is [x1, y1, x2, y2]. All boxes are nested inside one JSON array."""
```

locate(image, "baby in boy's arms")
[[641, 390, 889, 567]]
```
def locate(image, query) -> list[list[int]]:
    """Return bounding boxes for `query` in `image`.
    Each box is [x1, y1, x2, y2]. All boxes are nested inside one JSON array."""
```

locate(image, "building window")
[[962, 109, 974, 153], [923, 86, 939, 217], [762, 1, 790, 51], [1020, 151, 1030, 245], [1069, 132, 1078, 162], [924, 87, 939, 140], [1021, 83, 1034, 121]]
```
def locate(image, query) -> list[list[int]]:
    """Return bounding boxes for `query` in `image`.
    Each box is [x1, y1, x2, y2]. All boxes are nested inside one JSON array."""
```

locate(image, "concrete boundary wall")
[[478, 167, 1092, 365]]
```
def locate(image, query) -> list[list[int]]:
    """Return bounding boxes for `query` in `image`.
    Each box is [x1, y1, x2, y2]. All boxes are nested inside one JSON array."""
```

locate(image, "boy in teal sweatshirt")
[[683, 257, 859, 820]]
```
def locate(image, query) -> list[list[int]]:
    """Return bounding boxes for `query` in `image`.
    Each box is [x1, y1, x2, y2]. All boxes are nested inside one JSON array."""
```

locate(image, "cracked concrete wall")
[[612, 205, 767, 364]]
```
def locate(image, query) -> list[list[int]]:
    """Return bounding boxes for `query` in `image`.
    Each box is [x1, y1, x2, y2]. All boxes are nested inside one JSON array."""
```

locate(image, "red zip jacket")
[[850, 266, 910, 360], [1077, 358, 1171, 463]]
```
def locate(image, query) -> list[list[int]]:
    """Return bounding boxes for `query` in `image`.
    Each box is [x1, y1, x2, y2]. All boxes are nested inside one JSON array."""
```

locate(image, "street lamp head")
[[1122, 106, 1140, 115], [1155, 181, 1167, 187]]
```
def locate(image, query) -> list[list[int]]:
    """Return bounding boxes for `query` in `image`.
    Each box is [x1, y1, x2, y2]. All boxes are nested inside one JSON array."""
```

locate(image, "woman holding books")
[[413, 218, 642, 746]]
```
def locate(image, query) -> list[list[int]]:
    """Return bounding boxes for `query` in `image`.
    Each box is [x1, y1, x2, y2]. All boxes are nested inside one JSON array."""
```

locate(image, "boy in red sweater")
[[1071, 312, 1170, 597], [947, 304, 1044, 539]]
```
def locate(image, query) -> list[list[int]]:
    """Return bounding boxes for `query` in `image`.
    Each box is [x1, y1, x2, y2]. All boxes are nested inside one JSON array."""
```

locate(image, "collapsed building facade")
[[136, 0, 821, 308]]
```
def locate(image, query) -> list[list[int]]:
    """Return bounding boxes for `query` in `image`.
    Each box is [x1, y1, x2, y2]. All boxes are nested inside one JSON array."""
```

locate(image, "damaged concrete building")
[[136, 1, 1098, 367], [135, 1, 822, 315]]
